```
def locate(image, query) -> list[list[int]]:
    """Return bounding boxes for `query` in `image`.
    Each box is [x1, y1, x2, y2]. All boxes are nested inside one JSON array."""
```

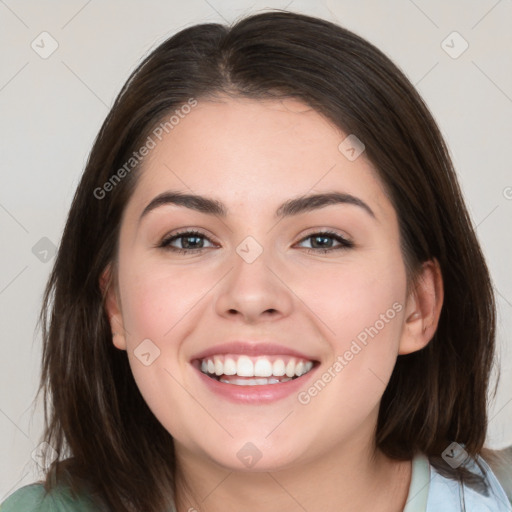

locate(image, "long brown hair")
[[34, 10, 500, 511]]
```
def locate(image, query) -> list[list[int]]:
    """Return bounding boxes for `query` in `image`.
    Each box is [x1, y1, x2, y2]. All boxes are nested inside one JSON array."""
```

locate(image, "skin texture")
[[101, 96, 443, 512]]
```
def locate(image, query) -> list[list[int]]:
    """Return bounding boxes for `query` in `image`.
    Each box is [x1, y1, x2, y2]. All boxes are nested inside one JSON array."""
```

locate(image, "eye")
[[158, 230, 216, 254], [157, 229, 354, 255], [296, 230, 354, 254]]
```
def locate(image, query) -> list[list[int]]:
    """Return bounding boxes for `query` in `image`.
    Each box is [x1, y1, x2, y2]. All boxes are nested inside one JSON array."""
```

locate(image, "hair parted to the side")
[[34, 9, 500, 511]]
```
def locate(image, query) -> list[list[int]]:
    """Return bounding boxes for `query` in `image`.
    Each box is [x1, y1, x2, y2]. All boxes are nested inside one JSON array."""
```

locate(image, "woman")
[[1, 10, 510, 512]]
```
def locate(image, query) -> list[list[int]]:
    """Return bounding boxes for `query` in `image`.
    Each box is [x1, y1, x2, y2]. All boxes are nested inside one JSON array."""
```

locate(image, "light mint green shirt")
[[2, 453, 510, 511], [0, 481, 100, 511]]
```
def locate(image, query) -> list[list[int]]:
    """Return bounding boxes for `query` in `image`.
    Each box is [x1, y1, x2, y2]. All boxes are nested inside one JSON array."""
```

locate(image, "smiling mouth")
[[193, 354, 318, 386]]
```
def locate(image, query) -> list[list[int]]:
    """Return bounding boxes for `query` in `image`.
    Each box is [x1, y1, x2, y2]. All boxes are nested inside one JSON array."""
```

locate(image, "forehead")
[[125, 96, 392, 223]]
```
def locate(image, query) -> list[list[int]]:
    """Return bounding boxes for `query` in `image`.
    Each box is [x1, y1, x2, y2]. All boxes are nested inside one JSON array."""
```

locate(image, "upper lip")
[[191, 341, 318, 362]]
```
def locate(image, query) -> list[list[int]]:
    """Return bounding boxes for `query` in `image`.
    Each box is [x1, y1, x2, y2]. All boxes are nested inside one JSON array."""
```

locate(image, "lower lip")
[[192, 363, 319, 404]]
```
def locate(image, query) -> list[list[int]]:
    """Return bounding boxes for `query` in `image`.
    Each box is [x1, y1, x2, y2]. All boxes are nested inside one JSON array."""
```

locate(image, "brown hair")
[[34, 9, 501, 511]]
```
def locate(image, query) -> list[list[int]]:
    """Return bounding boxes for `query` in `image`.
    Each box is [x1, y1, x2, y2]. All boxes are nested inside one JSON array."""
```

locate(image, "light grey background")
[[1, 0, 511, 499]]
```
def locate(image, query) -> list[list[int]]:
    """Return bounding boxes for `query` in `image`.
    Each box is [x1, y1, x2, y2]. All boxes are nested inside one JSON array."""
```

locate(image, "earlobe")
[[398, 259, 444, 355], [111, 331, 126, 350], [99, 264, 127, 351]]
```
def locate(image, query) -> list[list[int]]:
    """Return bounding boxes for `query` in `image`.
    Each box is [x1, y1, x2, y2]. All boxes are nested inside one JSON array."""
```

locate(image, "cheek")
[[117, 256, 211, 433], [297, 251, 406, 346], [119, 267, 195, 440], [119, 255, 207, 338], [125, 358, 193, 445], [296, 253, 406, 409]]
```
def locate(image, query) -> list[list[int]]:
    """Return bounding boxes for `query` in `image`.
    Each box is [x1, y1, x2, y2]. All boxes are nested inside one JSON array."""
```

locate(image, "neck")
[[173, 430, 412, 512]]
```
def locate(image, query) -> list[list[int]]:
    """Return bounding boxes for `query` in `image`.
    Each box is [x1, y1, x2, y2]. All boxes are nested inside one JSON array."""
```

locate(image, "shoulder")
[[426, 453, 512, 511], [0, 482, 99, 512]]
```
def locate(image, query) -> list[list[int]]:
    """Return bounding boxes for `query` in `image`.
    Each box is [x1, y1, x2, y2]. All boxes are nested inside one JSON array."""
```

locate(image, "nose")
[[213, 246, 294, 324]]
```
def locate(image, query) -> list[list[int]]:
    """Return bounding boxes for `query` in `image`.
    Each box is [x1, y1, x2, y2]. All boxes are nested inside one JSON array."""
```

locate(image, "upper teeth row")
[[200, 355, 314, 378]]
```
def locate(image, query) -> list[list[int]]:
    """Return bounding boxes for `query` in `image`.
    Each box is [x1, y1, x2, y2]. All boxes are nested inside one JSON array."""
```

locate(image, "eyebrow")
[[139, 190, 376, 223]]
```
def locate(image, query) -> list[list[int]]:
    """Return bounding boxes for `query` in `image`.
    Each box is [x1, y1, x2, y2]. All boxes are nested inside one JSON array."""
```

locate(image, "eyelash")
[[157, 229, 354, 255]]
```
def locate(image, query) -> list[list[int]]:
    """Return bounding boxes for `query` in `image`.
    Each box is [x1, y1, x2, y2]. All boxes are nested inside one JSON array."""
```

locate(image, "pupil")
[[183, 236, 202, 249], [312, 235, 332, 248]]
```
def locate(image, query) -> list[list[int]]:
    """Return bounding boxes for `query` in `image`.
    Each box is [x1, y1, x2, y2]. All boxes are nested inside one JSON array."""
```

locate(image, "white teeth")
[[219, 376, 293, 386], [295, 361, 313, 376], [199, 355, 315, 380], [254, 358, 273, 377], [272, 359, 286, 376], [285, 360, 296, 378], [237, 355, 254, 377], [214, 356, 223, 376], [223, 357, 237, 375]]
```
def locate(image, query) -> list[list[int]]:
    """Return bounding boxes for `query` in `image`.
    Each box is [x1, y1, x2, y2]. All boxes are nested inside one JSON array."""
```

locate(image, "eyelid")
[[158, 228, 217, 248], [157, 228, 352, 244], [295, 229, 354, 251], [157, 227, 354, 255], [297, 227, 352, 242]]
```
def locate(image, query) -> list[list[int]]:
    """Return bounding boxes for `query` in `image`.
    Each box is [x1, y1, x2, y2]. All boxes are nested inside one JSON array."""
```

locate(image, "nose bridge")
[[213, 232, 293, 321], [232, 232, 278, 298]]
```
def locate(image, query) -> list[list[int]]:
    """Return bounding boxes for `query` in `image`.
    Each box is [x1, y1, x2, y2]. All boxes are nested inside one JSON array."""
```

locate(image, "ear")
[[99, 263, 127, 351], [398, 258, 444, 355]]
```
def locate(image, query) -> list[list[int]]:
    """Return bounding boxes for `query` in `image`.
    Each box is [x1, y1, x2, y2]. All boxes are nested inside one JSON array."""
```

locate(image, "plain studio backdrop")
[[0, 0, 511, 499]]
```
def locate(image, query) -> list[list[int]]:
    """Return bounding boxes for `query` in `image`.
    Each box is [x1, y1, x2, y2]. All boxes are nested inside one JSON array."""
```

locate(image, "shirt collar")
[[403, 452, 430, 512]]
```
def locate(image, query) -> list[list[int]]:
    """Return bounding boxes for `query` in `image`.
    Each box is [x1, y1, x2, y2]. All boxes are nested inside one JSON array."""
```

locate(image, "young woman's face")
[[106, 96, 420, 471]]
